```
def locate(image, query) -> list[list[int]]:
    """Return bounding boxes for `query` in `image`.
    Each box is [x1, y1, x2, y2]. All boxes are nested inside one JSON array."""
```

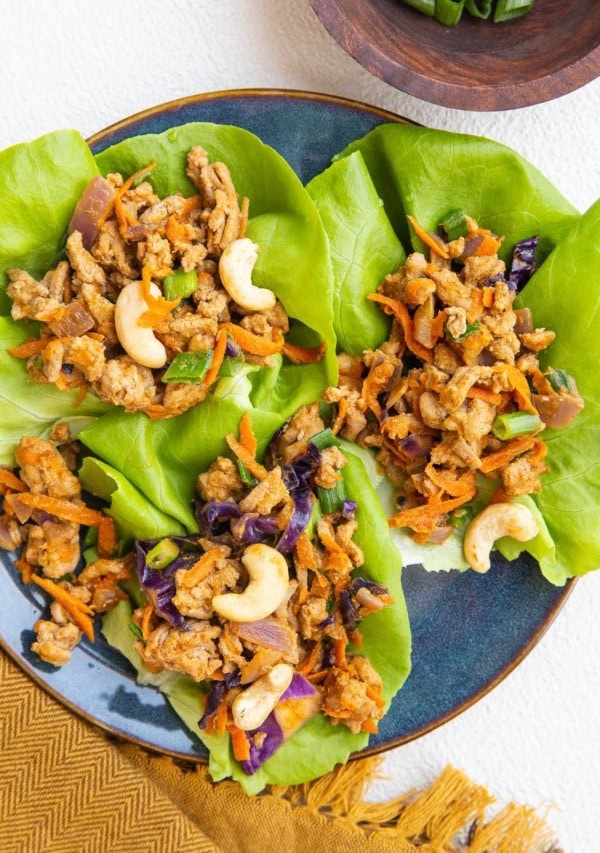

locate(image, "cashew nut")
[[114, 280, 167, 369], [218, 238, 276, 311], [211, 543, 289, 622], [464, 502, 539, 573], [231, 663, 294, 731]]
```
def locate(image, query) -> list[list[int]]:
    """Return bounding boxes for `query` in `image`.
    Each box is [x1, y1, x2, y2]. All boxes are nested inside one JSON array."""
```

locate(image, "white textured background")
[[2, 1, 600, 849]]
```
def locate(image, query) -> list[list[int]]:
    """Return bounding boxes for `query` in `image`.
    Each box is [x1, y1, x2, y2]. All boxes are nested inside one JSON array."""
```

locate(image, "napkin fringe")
[[268, 758, 560, 852]]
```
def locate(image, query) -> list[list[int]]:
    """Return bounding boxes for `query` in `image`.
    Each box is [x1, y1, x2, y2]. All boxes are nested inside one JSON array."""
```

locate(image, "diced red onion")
[[233, 618, 297, 656], [48, 301, 96, 337], [68, 175, 116, 250]]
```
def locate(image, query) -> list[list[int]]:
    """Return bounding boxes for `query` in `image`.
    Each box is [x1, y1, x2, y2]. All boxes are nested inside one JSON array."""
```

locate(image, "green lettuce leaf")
[[0, 318, 111, 465], [100, 445, 411, 793], [0, 124, 337, 469], [336, 124, 579, 264], [306, 151, 405, 354], [0, 130, 99, 314], [310, 123, 598, 583]]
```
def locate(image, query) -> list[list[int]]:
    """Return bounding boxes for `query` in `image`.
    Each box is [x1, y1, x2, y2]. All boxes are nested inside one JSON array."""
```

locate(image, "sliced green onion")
[[305, 500, 323, 540], [317, 480, 347, 515], [128, 621, 144, 640], [447, 322, 481, 343], [440, 209, 469, 241], [547, 369, 577, 394], [237, 458, 258, 487], [448, 505, 475, 528], [465, 0, 492, 17], [492, 411, 543, 440], [146, 538, 180, 570], [435, 0, 466, 26], [83, 546, 99, 565], [401, 0, 436, 15], [162, 350, 213, 384], [493, 0, 533, 22], [309, 428, 341, 451], [163, 268, 198, 301]]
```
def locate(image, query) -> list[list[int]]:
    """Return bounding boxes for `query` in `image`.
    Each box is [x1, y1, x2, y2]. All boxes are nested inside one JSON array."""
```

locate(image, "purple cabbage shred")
[[508, 236, 539, 292]]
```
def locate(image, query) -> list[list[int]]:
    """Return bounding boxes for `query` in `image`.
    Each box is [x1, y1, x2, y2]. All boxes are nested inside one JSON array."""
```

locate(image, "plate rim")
[[0, 87, 576, 766]]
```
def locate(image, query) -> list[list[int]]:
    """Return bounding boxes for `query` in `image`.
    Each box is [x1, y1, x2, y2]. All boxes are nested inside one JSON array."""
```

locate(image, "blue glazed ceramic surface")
[[0, 90, 571, 761]]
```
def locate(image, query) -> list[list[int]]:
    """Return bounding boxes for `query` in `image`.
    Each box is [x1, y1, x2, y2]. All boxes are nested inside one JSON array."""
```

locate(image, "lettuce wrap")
[[95, 441, 411, 794], [0, 125, 337, 476], [307, 124, 599, 585]]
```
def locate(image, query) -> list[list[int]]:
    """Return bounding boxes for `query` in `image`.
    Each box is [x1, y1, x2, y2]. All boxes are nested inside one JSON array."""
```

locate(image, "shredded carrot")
[[306, 670, 328, 684], [225, 434, 268, 481], [120, 161, 157, 195], [317, 520, 344, 554], [229, 725, 251, 762], [220, 322, 284, 357], [141, 602, 155, 641], [424, 464, 477, 498], [97, 515, 118, 558], [324, 707, 352, 719], [472, 234, 504, 257], [528, 438, 548, 468], [465, 386, 504, 407], [389, 488, 477, 532], [12, 493, 105, 526], [183, 548, 225, 587], [215, 698, 229, 736], [361, 357, 398, 421], [478, 435, 537, 474], [403, 277, 435, 305], [14, 556, 33, 584], [333, 636, 348, 668], [348, 629, 363, 649], [0, 469, 27, 492], [165, 214, 191, 245], [407, 215, 450, 259], [294, 533, 321, 574], [31, 575, 95, 641], [366, 685, 387, 709], [430, 309, 448, 342], [139, 265, 181, 327], [203, 328, 228, 387], [482, 287, 495, 308], [281, 341, 327, 364], [297, 642, 322, 676], [367, 293, 433, 363], [495, 364, 538, 414], [238, 412, 258, 458], [181, 194, 202, 217], [361, 719, 379, 734], [239, 196, 250, 238], [7, 337, 55, 359], [73, 380, 89, 409]]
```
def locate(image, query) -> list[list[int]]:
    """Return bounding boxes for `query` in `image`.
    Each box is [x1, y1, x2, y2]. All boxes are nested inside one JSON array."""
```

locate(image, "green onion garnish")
[[547, 369, 577, 394], [237, 458, 258, 487], [492, 411, 543, 440], [162, 350, 213, 384], [448, 505, 475, 528], [309, 428, 341, 451], [447, 322, 481, 343], [317, 480, 347, 515], [163, 268, 198, 300], [465, 0, 492, 17], [402, 0, 435, 14], [128, 621, 144, 640], [146, 538, 180, 570], [493, 0, 533, 22], [440, 209, 470, 241], [435, 0, 466, 27]]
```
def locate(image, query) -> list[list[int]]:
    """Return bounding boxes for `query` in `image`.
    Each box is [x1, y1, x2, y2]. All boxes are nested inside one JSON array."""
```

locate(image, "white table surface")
[[2, 2, 599, 849]]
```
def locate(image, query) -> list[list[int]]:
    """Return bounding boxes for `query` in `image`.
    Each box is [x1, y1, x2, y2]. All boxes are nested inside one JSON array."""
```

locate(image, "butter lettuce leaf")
[[0, 130, 98, 314], [311, 123, 597, 584], [306, 151, 405, 354], [100, 445, 411, 793]]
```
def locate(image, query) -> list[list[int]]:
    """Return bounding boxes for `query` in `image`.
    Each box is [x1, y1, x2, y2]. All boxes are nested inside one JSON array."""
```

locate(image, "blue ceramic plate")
[[0, 90, 572, 761]]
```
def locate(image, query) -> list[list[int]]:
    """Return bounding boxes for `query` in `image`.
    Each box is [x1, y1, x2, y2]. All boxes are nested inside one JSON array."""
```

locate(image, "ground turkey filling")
[[6, 147, 293, 418]]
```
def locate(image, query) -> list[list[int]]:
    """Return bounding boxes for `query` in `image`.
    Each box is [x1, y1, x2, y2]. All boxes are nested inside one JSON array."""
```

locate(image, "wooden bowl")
[[310, 0, 600, 110]]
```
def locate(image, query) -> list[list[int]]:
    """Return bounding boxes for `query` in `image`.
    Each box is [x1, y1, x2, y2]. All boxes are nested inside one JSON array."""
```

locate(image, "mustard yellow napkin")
[[0, 650, 558, 852]]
